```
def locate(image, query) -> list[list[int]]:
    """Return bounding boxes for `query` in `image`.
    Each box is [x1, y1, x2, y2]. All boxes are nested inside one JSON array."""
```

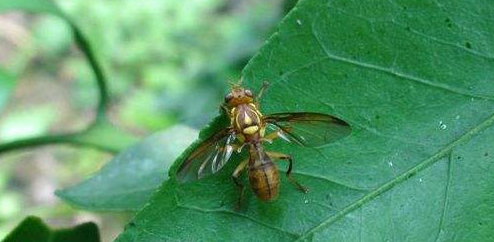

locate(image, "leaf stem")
[[0, 6, 113, 155], [70, 24, 109, 120], [0, 130, 120, 155]]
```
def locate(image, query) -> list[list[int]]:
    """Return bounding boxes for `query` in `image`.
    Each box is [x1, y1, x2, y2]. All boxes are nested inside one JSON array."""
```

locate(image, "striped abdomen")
[[248, 146, 279, 201]]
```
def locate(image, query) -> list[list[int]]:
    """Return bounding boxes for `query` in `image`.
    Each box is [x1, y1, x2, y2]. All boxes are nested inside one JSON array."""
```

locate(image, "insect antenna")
[[227, 81, 237, 88], [228, 77, 243, 89], [237, 76, 244, 85]]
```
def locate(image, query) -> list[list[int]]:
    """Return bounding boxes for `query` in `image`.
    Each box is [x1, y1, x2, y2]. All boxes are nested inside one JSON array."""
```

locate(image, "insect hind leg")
[[266, 151, 308, 193], [232, 158, 248, 210]]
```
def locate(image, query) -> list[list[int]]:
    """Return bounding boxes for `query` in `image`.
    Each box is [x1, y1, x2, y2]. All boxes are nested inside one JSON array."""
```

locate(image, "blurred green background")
[[0, 0, 296, 241]]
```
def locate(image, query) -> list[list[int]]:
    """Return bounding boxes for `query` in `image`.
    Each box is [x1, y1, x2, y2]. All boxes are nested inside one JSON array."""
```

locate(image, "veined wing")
[[176, 128, 236, 183], [265, 112, 351, 147]]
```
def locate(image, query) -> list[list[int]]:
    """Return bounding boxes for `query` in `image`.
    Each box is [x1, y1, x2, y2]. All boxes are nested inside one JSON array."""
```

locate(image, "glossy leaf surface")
[[57, 125, 198, 211]]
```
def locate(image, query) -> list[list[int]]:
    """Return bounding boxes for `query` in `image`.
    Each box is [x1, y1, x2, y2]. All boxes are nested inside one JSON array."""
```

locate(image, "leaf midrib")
[[295, 109, 494, 241]]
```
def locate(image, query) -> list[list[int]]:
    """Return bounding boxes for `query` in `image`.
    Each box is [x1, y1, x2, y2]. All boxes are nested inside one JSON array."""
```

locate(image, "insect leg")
[[232, 158, 248, 210], [220, 103, 229, 114], [262, 130, 281, 144], [255, 81, 270, 105], [266, 151, 308, 193], [263, 131, 278, 141], [217, 142, 244, 154], [262, 129, 290, 144]]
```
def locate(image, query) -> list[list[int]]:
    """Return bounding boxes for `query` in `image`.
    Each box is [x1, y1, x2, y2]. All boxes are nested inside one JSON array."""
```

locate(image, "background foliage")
[[0, 0, 287, 241]]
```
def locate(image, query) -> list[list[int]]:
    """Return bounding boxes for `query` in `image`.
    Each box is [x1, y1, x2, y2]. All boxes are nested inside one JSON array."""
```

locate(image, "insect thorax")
[[230, 103, 265, 139]]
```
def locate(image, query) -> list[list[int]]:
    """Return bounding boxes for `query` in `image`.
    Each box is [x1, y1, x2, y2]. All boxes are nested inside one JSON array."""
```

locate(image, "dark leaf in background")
[[2, 216, 100, 242]]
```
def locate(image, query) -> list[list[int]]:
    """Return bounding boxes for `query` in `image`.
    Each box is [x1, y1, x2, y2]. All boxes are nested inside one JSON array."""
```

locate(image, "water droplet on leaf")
[[439, 121, 447, 130]]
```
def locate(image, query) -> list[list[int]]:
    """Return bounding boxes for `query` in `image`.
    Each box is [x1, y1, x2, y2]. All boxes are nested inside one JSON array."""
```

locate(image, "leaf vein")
[[389, 20, 494, 61], [277, 77, 438, 148], [327, 4, 494, 61], [291, 171, 370, 191], [176, 203, 300, 238], [434, 152, 453, 242], [310, 13, 494, 101], [295, 110, 494, 241]]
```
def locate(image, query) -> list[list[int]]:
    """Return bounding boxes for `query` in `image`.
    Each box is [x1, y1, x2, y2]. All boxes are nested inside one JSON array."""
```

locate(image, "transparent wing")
[[265, 112, 351, 147], [176, 128, 236, 183]]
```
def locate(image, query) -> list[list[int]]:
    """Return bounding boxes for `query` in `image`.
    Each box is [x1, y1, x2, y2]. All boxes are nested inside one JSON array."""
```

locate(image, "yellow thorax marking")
[[230, 107, 238, 127], [249, 103, 263, 118], [243, 126, 259, 135], [244, 115, 252, 125]]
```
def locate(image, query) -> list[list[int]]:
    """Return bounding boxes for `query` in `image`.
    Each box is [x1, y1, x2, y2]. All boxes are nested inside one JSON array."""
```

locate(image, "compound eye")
[[245, 89, 253, 97], [225, 93, 234, 102]]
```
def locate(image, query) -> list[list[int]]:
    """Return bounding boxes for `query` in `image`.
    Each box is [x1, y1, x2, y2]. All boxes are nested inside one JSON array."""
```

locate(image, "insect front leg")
[[266, 151, 308, 193], [255, 81, 270, 106], [232, 158, 248, 210], [220, 103, 229, 114]]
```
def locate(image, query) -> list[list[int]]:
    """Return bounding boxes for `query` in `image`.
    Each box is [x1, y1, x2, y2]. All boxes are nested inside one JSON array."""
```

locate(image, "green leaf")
[[56, 125, 198, 211], [2, 216, 100, 242], [0, 69, 14, 113], [115, 0, 494, 241]]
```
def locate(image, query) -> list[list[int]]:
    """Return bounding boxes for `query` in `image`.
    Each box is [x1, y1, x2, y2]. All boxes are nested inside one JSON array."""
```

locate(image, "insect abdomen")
[[248, 161, 279, 201]]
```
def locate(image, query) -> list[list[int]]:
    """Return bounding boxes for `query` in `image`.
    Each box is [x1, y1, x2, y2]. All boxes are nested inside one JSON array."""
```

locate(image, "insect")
[[176, 81, 351, 209]]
